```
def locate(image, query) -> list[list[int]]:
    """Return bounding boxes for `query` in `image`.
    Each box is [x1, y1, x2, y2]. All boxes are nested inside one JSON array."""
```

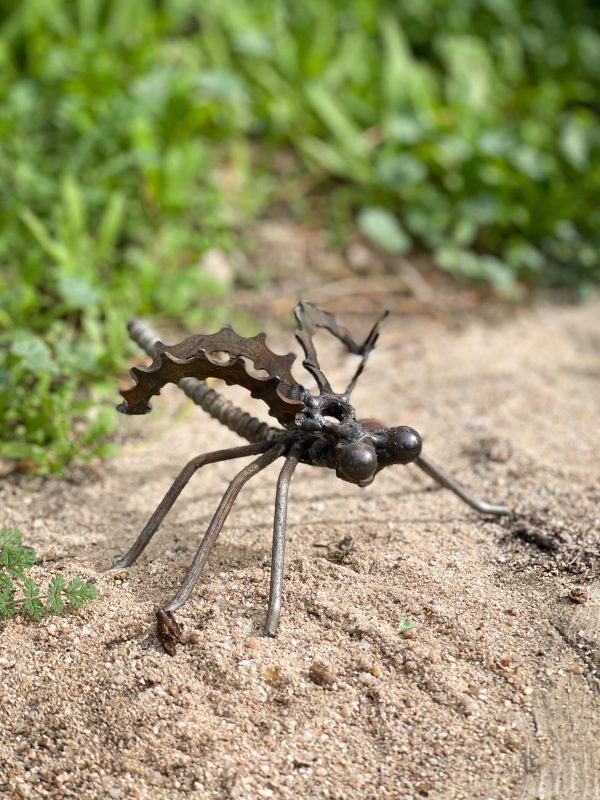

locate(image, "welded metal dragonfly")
[[114, 302, 509, 647]]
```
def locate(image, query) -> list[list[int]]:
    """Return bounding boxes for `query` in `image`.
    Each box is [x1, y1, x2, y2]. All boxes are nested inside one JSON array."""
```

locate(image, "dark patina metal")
[[114, 302, 510, 647]]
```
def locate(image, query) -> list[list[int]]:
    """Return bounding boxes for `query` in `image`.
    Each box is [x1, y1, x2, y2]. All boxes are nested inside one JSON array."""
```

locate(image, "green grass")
[[1, 0, 599, 472]]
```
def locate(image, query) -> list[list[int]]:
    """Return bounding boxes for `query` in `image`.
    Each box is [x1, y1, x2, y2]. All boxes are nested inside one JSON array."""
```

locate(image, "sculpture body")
[[115, 302, 509, 648]]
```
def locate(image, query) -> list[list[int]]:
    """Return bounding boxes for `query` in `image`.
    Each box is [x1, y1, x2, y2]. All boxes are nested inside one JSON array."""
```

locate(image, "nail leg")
[[415, 453, 510, 516], [163, 442, 286, 612], [112, 441, 273, 569], [263, 451, 300, 637]]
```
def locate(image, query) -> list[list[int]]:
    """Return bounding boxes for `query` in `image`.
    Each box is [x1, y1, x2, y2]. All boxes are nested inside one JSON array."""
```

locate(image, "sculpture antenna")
[[294, 301, 389, 396], [343, 309, 389, 397]]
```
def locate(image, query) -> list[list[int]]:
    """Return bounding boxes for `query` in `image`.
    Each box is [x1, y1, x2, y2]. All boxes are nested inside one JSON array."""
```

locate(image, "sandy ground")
[[1, 296, 599, 800]]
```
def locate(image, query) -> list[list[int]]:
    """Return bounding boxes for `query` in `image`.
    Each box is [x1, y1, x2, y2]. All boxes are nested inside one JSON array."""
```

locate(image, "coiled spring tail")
[[114, 302, 509, 651]]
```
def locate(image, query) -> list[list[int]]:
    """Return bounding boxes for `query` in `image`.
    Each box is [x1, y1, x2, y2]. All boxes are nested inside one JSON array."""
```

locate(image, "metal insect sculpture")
[[114, 302, 509, 646]]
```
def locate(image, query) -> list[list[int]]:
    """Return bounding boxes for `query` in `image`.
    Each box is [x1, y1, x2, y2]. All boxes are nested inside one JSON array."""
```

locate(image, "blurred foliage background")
[[1, 0, 599, 472]]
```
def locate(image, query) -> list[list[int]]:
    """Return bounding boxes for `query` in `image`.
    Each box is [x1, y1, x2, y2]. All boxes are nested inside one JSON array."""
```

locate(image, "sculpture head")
[[335, 425, 422, 487]]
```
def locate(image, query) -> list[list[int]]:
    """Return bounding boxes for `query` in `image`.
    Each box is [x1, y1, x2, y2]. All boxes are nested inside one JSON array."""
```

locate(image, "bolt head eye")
[[388, 426, 422, 464], [337, 441, 378, 485]]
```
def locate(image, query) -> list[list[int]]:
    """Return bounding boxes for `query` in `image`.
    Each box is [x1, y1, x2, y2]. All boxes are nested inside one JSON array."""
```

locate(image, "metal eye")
[[337, 441, 378, 484], [388, 426, 422, 464]]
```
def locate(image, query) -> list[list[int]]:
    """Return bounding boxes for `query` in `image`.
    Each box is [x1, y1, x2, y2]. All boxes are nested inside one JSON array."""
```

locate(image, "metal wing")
[[294, 301, 389, 396], [117, 326, 304, 426]]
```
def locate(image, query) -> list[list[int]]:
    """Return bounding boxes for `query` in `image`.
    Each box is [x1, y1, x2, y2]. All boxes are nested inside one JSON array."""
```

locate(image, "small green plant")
[[0, 527, 98, 621]]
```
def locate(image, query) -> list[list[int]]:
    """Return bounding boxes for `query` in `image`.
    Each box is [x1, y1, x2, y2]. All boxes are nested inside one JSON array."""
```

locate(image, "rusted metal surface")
[[294, 300, 388, 395], [126, 319, 279, 442], [115, 302, 510, 650], [118, 326, 304, 425]]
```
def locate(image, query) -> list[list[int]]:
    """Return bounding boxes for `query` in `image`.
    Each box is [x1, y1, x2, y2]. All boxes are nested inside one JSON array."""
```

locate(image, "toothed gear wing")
[[117, 327, 304, 425]]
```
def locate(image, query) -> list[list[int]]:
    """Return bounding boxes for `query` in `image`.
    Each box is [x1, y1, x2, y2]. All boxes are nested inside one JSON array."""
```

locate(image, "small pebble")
[[568, 588, 588, 605], [460, 695, 478, 716], [265, 665, 281, 683], [346, 242, 373, 272], [309, 661, 336, 687], [572, 664, 584, 675], [182, 631, 202, 645], [504, 733, 523, 751]]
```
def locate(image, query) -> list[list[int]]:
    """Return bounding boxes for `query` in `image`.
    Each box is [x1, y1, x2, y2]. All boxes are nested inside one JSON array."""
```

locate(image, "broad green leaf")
[[375, 153, 426, 186], [56, 275, 100, 311], [559, 114, 591, 171], [196, 70, 248, 103], [10, 335, 57, 375], [357, 207, 411, 254]]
